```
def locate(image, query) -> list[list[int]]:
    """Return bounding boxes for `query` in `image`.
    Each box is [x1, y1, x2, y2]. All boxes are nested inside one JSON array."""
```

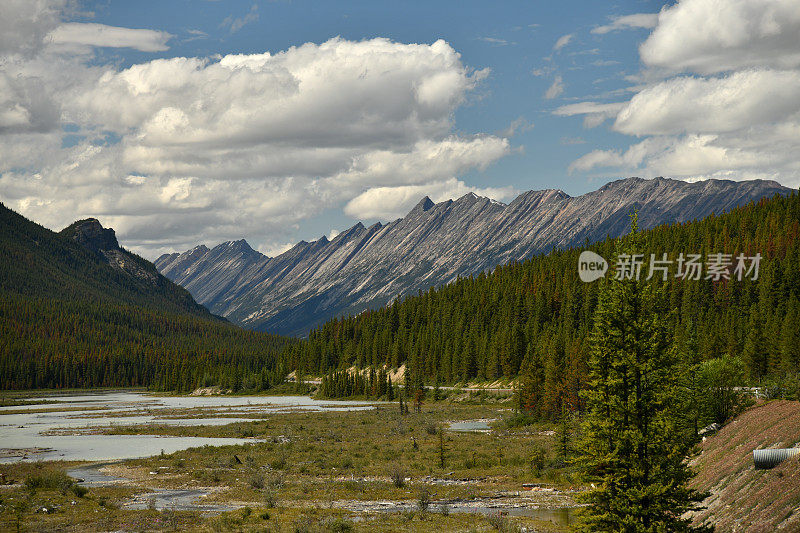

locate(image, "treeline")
[[284, 191, 800, 417], [317, 367, 395, 400], [0, 294, 292, 391]]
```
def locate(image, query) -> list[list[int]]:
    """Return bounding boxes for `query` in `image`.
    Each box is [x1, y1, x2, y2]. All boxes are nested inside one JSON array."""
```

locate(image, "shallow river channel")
[[0, 391, 373, 462]]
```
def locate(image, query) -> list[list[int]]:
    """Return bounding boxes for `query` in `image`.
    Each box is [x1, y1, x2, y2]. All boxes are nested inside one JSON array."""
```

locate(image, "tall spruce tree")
[[577, 213, 711, 533]]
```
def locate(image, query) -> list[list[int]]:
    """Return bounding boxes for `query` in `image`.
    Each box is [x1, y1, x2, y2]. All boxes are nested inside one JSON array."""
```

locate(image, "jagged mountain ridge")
[[156, 177, 791, 336]]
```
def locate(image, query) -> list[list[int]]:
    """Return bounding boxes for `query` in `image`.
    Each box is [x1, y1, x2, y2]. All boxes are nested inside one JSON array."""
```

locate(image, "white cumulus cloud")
[[554, 101, 626, 128], [614, 69, 800, 136], [0, 12, 511, 257], [0, 0, 64, 57], [640, 0, 800, 74], [566, 0, 800, 187]]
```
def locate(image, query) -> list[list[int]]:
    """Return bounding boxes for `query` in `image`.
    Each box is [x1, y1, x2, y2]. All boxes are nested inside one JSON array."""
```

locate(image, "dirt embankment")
[[690, 400, 800, 532]]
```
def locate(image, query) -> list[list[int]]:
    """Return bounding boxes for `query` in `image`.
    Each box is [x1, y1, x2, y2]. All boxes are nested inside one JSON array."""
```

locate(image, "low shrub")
[[389, 464, 406, 488], [24, 471, 74, 495]]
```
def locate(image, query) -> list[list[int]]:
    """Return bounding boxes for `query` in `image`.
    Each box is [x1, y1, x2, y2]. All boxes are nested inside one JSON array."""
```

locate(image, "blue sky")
[[1, 0, 799, 257]]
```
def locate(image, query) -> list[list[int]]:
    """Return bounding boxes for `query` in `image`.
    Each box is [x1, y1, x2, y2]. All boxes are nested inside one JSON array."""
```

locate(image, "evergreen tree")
[[578, 214, 711, 532], [742, 307, 768, 380], [779, 298, 800, 373], [698, 356, 747, 426]]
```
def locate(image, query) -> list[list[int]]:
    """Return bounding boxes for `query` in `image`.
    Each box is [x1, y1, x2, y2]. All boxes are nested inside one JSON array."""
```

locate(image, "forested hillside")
[[0, 203, 207, 315], [0, 203, 292, 391], [0, 295, 290, 391], [286, 191, 800, 416]]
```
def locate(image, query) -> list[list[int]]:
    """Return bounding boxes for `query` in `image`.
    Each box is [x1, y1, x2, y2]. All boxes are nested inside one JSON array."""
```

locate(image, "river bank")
[[0, 390, 580, 532]]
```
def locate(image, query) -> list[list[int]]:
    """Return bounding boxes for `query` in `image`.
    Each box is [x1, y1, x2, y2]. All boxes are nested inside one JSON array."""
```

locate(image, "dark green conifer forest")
[[0, 202, 292, 391], [0, 295, 290, 391]]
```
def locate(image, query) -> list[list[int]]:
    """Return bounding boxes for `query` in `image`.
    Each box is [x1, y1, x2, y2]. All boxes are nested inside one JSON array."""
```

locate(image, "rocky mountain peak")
[[225, 239, 254, 251], [411, 196, 435, 213], [208, 240, 263, 262], [62, 218, 120, 254], [456, 191, 481, 203], [61, 218, 161, 284], [332, 222, 366, 243]]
